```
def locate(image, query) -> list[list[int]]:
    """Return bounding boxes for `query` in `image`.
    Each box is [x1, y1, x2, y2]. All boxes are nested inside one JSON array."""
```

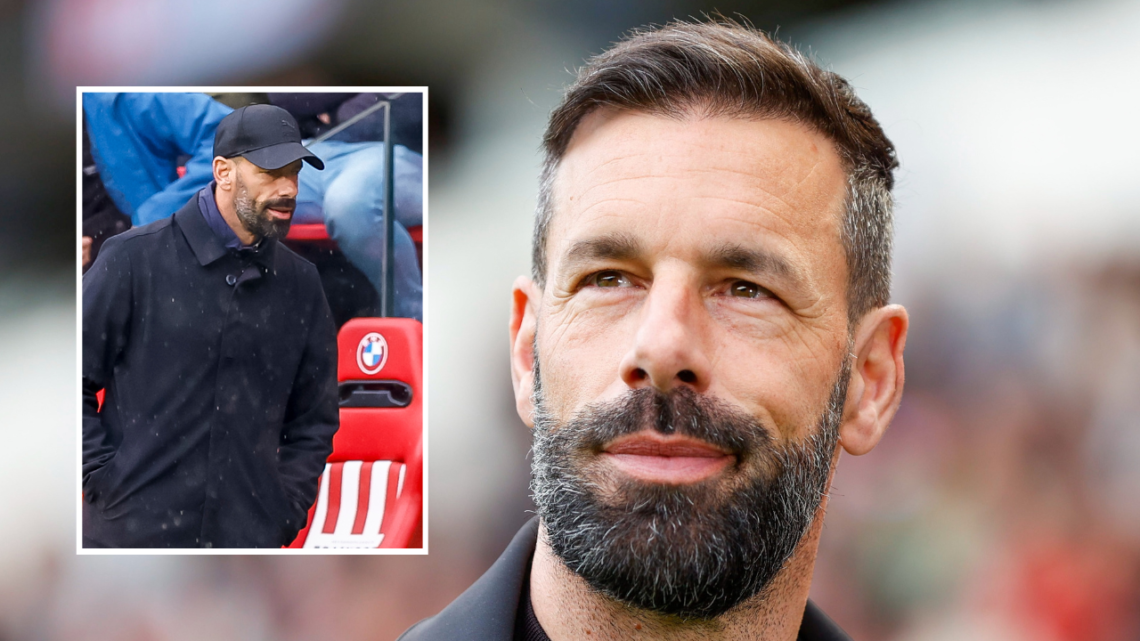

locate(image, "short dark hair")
[[533, 19, 898, 322]]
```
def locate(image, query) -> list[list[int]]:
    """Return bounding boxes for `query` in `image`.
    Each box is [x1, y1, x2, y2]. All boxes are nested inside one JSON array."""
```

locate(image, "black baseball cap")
[[213, 104, 324, 171]]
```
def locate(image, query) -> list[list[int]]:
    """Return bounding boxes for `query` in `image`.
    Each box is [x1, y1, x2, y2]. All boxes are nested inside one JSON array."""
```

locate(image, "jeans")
[[297, 140, 423, 321]]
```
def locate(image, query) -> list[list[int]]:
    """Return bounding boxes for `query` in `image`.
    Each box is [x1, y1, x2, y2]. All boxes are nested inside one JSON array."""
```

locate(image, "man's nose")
[[277, 175, 299, 199], [618, 277, 712, 394]]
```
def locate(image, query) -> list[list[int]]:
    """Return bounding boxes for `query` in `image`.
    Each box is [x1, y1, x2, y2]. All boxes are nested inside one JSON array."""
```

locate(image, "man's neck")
[[214, 189, 257, 246], [529, 500, 828, 641]]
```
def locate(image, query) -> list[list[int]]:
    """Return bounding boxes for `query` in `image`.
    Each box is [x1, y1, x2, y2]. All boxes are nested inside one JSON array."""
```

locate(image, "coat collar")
[[174, 191, 277, 270], [399, 517, 851, 641], [399, 518, 537, 640]]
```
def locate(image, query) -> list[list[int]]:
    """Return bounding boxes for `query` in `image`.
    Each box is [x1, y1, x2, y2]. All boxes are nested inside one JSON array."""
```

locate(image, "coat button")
[[226, 274, 237, 286]]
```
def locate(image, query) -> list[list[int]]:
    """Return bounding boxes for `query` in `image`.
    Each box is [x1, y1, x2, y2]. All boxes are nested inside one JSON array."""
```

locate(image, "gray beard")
[[234, 184, 290, 241], [530, 358, 848, 619]]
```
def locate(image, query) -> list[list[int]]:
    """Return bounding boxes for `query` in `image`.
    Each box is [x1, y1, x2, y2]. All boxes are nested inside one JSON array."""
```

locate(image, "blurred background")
[[2, 0, 1139, 639]]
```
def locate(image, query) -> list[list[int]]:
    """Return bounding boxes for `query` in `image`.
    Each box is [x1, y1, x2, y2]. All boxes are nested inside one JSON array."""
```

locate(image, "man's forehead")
[[559, 107, 839, 179], [547, 109, 848, 270]]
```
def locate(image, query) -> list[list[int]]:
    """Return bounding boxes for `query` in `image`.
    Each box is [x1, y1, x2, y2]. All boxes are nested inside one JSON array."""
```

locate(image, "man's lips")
[[266, 207, 293, 221], [600, 432, 735, 485]]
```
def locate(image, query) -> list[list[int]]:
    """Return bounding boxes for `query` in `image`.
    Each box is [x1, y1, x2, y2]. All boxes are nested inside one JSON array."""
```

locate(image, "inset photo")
[[78, 89, 425, 552]]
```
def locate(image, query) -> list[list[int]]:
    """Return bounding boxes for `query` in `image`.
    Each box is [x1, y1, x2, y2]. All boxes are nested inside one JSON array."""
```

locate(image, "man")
[[82, 105, 340, 548], [403, 20, 908, 641]]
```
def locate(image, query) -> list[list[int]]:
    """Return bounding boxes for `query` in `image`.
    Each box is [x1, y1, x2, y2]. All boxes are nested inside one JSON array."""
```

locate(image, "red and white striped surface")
[[302, 460, 405, 549]]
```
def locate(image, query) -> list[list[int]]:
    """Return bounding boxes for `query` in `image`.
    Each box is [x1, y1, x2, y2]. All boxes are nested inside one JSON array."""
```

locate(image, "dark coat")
[[82, 194, 339, 548], [399, 518, 853, 641]]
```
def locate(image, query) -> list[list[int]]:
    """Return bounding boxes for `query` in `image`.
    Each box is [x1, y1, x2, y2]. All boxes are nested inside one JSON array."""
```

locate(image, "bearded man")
[[402, 19, 908, 641], [82, 104, 339, 548]]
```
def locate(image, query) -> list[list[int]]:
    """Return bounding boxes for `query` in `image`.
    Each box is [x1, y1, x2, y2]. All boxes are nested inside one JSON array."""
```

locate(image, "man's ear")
[[839, 304, 908, 456], [213, 156, 233, 189], [510, 276, 541, 428]]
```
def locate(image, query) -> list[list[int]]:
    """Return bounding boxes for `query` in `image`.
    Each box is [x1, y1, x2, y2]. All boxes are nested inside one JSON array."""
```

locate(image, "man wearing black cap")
[[82, 104, 340, 548]]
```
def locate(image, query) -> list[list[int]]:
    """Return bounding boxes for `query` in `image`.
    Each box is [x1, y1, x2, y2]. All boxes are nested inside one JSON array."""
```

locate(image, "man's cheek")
[[725, 324, 842, 423], [542, 332, 629, 415]]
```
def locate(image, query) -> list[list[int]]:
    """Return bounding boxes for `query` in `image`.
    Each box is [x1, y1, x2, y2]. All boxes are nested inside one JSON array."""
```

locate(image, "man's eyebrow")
[[562, 233, 642, 267], [706, 243, 804, 285], [558, 236, 807, 287]]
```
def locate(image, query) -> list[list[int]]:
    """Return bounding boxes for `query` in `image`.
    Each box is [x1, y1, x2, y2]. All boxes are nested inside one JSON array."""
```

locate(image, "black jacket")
[[81, 195, 339, 548], [400, 518, 853, 640]]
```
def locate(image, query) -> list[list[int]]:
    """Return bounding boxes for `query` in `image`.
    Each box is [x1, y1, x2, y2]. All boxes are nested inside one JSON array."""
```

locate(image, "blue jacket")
[[82, 192, 339, 548], [83, 93, 231, 226]]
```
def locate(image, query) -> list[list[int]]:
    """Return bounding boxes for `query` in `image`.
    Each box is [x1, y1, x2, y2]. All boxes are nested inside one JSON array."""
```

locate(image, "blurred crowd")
[[812, 261, 1140, 640], [1, 0, 1138, 639]]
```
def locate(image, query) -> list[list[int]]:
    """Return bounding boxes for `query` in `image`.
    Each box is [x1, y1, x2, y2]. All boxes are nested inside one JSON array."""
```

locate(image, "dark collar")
[[798, 600, 853, 641], [174, 192, 276, 270], [399, 517, 852, 641], [399, 519, 537, 640]]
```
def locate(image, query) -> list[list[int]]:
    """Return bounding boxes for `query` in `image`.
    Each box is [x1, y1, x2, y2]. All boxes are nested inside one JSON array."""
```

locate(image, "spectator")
[[83, 92, 230, 227], [270, 92, 423, 320]]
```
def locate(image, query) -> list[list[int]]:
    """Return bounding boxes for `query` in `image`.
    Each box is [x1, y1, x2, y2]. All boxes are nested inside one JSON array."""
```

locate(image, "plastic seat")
[[295, 460, 408, 549], [289, 317, 423, 549], [286, 223, 332, 241]]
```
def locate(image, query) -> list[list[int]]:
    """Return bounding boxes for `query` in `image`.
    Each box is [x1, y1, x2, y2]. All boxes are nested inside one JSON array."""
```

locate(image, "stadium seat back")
[[333, 318, 421, 461], [289, 318, 423, 549]]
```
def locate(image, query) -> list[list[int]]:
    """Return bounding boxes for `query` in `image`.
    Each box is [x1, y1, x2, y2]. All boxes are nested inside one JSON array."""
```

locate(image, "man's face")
[[527, 110, 854, 616], [233, 158, 302, 240]]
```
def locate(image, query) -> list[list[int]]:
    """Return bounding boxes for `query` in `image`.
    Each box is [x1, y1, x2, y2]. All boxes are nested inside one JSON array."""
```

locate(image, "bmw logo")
[[356, 332, 389, 375]]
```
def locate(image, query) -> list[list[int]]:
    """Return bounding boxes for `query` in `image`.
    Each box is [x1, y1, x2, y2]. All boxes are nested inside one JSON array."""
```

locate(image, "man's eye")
[[586, 271, 630, 288], [729, 280, 767, 298]]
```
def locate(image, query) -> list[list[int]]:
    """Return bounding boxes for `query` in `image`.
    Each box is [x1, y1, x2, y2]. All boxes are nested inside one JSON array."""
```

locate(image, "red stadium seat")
[[283, 203, 335, 248], [289, 318, 423, 549], [286, 223, 331, 241], [286, 222, 423, 268]]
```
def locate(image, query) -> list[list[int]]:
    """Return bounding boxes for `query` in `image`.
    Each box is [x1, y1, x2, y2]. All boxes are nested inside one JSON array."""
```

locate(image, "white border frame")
[[76, 86, 429, 555]]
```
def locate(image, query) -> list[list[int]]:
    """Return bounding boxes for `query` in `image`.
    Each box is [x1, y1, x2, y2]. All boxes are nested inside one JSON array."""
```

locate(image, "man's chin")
[[261, 219, 292, 240], [548, 483, 766, 619], [272, 221, 292, 238]]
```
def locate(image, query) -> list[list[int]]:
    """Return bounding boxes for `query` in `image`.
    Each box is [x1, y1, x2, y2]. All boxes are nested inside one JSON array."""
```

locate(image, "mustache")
[[563, 387, 773, 456]]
